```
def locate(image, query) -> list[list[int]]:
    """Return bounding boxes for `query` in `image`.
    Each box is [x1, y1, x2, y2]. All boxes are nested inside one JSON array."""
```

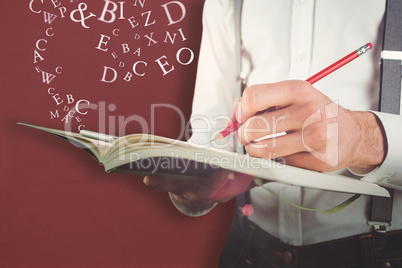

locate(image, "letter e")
[[96, 34, 111, 52], [155, 55, 174, 76]]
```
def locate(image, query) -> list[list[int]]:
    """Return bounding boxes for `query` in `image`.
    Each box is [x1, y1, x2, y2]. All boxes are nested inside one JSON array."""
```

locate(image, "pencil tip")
[[211, 133, 224, 142]]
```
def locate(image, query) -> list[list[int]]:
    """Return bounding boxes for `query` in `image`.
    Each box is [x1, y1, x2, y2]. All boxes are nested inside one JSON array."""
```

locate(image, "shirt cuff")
[[355, 111, 402, 191], [168, 192, 218, 217]]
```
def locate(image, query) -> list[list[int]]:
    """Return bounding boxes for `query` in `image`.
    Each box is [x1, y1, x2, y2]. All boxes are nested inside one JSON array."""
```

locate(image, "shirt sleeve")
[[187, 0, 237, 150], [356, 112, 402, 191], [169, 0, 238, 216]]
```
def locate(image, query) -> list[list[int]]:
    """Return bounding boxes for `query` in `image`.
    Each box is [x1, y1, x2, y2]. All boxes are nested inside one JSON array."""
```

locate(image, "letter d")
[[100, 66, 117, 83], [161, 1, 186, 26]]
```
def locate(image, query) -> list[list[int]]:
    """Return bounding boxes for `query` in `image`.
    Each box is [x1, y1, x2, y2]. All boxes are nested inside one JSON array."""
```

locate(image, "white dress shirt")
[[177, 0, 402, 246]]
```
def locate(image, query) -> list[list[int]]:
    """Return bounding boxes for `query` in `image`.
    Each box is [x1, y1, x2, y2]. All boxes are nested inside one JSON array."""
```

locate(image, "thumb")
[[143, 176, 166, 191]]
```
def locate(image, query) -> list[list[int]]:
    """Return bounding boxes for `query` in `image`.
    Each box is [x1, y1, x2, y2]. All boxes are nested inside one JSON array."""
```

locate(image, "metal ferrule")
[[355, 44, 371, 56]]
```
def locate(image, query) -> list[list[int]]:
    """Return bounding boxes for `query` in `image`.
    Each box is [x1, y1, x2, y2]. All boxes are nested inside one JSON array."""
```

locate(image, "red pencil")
[[212, 42, 373, 141]]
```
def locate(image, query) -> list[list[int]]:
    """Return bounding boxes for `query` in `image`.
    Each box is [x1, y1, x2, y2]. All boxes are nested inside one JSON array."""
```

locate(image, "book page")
[[103, 138, 389, 197]]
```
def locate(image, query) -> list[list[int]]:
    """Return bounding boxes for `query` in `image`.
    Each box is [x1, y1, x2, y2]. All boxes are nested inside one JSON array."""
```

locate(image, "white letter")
[[51, 0, 61, 8], [50, 110, 59, 119], [155, 55, 174, 76], [59, 6, 67, 18], [144, 32, 157, 46], [127, 16, 139, 28], [66, 94, 74, 104], [96, 34, 111, 52], [36, 39, 47, 51], [118, 1, 125, 19], [133, 47, 141, 56], [100, 66, 117, 83], [29, 0, 43, 14], [46, 27, 54, 37], [176, 47, 194, 65], [53, 94, 63, 105], [75, 99, 90, 115], [124, 72, 133, 82], [55, 66, 63, 74], [34, 50, 44, 63], [133, 61, 147, 76], [122, 43, 130, 53], [161, 1, 186, 26], [141, 10, 155, 27], [133, 0, 145, 8], [164, 32, 176, 44], [98, 0, 118, 23]]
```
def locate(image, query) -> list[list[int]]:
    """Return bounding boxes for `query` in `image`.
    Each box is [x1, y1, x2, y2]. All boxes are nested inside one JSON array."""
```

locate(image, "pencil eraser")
[[368, 42, 373, 49]]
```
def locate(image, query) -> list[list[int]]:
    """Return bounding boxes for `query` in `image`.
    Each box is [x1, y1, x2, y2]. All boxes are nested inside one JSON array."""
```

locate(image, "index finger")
[[236, 80, 311, 123]]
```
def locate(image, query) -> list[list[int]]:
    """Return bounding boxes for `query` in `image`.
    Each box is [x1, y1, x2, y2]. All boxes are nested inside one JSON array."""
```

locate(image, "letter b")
[[98, 0, 118, 23]]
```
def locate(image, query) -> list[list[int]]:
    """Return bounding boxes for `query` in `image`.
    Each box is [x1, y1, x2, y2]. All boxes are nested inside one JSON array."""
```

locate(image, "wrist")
[[169, 192, 218, 216], [169, 193, 218, 210], [351, 111, 387, 169]]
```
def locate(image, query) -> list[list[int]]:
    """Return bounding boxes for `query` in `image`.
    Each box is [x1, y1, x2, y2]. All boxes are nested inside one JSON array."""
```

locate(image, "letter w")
[[41, 71, 56, 84], [43, 11, 58, 24]]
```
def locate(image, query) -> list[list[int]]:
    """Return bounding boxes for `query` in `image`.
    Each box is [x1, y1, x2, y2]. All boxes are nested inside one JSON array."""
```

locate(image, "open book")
[[17, 122, 389, 197]]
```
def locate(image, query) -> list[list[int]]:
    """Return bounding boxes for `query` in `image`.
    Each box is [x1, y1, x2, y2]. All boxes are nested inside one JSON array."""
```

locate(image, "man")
[[145, 0, 402, 266]]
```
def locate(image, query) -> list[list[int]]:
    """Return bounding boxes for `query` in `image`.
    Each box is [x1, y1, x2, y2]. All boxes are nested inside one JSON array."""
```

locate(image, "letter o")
[[176, 47, 194, 65]]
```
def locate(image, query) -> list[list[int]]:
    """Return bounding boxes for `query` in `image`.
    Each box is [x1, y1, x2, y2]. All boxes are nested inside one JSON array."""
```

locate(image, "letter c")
[[29, 0, 44, 14], [48, 87, 55, 95], [68, 110, 76, 118], [133, 61, 147, 76], [36, 39, 47, 51], [46, 27, 54, 37], [55, 66, 63, 74], [75, 99, 90, 115]]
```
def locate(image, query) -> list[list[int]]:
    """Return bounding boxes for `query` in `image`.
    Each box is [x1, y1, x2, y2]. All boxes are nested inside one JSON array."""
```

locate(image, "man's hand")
[[235, 80, 386, 172], [144, 170, 254, 210]]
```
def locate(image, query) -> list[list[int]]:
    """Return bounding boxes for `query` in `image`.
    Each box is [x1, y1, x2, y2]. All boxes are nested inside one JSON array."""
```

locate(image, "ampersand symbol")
[[70, 3, 96, 29]]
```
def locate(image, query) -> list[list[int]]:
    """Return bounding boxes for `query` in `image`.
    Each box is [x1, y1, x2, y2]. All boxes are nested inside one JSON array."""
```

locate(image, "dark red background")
[[0, 1, 235, 267]]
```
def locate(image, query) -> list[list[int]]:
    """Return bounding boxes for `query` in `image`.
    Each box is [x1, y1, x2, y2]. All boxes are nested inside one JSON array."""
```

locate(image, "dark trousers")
[[219, 211, 402, 268]]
